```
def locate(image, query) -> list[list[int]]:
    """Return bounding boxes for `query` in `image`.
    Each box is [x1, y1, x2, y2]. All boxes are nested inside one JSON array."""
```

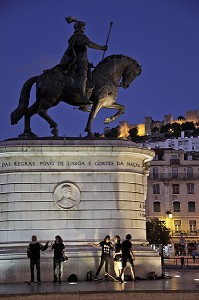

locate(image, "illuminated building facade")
[[146, 148, 199, 254], [111, 109, 199, 138]]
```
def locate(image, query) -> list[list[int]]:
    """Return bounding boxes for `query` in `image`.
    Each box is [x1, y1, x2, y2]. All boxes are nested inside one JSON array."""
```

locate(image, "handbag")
[[56, 252, 68, 263], [62, 252, 68, 262]]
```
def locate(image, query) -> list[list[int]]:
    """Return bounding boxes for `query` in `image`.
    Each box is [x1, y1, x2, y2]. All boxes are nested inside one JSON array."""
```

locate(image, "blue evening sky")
[[0, 0, 199, 139]]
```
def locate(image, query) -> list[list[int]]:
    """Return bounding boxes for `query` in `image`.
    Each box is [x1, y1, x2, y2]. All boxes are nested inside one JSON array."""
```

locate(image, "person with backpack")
[[27, 235, 49, 283]]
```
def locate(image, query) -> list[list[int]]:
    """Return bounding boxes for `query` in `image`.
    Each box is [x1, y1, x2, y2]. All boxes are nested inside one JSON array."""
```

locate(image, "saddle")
[[43, 64, 94, 90]]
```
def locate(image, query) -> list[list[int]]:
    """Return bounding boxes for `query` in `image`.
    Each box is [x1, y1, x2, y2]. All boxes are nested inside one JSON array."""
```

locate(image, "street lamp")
[[166, 210, 172, 219]]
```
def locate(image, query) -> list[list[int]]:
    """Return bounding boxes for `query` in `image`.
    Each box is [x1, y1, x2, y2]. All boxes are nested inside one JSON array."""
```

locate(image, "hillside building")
[[146, 148, 199, 255]]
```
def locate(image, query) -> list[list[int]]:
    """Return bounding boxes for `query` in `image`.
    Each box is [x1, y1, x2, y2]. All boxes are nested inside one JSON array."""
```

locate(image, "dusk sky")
[[1, 0, 199, 140]]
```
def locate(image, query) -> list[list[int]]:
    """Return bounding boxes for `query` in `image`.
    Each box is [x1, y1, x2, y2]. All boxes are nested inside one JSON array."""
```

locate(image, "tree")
[[94, 132, 101, 137], [146, 218, 171, 265], [193, 127, 199, 135], [181, 122, 196, 131], [146, 218, 171, 246], [178, 116, 185, 120], [104, 126, 120, 137], [128, 127, 138, 141], [160, 123, 172, 133], [171, 122, 181, 132]]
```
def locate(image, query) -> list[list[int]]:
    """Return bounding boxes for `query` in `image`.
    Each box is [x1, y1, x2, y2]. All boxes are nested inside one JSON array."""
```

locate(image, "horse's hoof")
[[51, 128, 58, 136], [84, 129, 94, 137], [19, 131, 37, 138], [86, 133, 94, 138]]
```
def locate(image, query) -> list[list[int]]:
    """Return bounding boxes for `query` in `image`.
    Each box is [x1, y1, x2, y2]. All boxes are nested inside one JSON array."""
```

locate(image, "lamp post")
[[166, 210, 172, 219], [165, 210, 173, 256]]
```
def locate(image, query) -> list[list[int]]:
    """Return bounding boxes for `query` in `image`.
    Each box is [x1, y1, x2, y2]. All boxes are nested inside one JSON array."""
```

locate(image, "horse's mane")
[[95, 54, 140, 69]]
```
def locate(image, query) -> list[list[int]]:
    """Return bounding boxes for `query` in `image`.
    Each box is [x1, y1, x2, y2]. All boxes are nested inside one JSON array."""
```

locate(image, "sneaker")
[[94, 276, 98, 281]]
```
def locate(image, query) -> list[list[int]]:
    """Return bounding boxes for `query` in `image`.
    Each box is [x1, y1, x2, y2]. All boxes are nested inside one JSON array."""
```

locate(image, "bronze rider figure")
[[50, 16, 108, 105]]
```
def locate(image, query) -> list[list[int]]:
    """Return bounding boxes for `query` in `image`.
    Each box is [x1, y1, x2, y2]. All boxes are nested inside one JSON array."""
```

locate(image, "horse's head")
[[120, 59, 142, 89]]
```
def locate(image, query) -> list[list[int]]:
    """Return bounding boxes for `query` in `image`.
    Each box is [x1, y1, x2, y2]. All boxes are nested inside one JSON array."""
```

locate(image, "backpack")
[[86, 270, 92, 281], [68, 274, 78, 283]]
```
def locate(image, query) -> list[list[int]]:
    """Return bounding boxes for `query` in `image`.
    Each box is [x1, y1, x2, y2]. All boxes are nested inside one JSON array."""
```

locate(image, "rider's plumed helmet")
[[65, 16, 86, 32]]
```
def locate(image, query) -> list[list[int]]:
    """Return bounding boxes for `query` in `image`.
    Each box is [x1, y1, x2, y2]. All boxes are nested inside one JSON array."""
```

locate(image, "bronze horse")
[[11, 55, 141, 137]]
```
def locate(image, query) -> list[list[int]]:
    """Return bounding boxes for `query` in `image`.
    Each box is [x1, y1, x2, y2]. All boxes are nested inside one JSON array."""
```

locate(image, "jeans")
[[95, 254, 111, 277], [53, 259, 64, 281], [30, 259, 40, 282]]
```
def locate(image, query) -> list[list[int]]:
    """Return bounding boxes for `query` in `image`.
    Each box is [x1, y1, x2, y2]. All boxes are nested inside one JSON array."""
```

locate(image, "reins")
[[92, 65, 120, 88], [91, 55, 140, 88]]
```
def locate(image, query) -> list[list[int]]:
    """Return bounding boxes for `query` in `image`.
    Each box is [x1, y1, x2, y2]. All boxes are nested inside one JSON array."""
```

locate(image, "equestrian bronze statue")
[[11, 18, 142, 137]]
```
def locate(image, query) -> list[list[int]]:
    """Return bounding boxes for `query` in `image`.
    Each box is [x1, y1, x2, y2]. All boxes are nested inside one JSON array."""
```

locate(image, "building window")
[[189, 220, 196, 233], [153, 201, 161, 212], [187, 167, 193, 179], [170, 155, 179, 165], [187, 183, 195, 194], [153, 184, 160, 194], [188, 201, 195, 212], [187, 155, 193, 161], [174, 220, 181, 232], [154, 155, 159, 161], [152, 166, 159, 179], [172, 167, 178, 178], [173, 201, 181, 212], [172, 184, 180, 194]]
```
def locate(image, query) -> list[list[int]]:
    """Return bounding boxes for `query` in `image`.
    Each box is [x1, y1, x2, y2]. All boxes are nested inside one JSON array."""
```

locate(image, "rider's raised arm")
[[87, 41, 107, 51]]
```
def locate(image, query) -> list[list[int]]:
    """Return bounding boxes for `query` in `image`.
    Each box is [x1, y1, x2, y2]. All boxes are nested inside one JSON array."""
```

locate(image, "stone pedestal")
[[0, 138, 161, 282]]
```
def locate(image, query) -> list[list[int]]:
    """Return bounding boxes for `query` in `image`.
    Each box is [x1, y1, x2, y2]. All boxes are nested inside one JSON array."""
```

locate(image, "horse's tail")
[[11, 76, 37, 125]]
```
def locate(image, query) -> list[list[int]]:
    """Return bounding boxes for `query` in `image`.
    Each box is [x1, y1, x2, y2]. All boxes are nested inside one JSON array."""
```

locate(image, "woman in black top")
[[113, 235, 122, 278], [51, 235, 65, 283]]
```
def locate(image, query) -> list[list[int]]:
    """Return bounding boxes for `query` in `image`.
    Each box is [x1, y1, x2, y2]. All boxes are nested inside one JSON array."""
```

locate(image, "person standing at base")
[[90, 235, 113, 281], [192, 250, 196, 263], [113, 235, 122, 279], [27, 235, 49, 283], [119, 234, 135, 283], [51, 235, 65, 283]]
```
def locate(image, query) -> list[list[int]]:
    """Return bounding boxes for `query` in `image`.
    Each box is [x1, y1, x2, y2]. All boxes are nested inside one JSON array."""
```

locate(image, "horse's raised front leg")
[[104, 103, 125, 124], [38, 109, 58, 136], [84, 102, 102, 136]]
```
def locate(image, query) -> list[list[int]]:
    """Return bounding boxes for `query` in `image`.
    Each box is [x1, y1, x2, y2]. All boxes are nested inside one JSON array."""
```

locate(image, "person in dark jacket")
[[27, 235, 49, 283], [119, 234, 135, 283], [51, 235, 65, 283]]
